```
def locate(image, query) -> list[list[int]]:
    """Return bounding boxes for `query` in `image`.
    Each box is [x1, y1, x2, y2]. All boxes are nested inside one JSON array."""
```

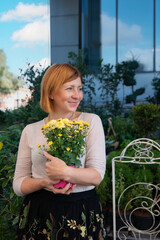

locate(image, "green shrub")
[[0, 110, 5, 124], [0, 124, 24, 238], [152, 77, 160, 104], [112, 115, 140, 142], [4, 106, 30, 126], [131, 103, 160, 137]]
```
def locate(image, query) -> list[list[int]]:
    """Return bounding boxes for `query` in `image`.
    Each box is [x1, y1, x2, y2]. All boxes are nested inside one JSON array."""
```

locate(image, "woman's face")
[[51, 77, 83, 114]]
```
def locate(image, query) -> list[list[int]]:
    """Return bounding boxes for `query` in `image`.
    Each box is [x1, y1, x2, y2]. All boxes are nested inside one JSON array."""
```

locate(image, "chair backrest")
[[112, 138, 160, 240]]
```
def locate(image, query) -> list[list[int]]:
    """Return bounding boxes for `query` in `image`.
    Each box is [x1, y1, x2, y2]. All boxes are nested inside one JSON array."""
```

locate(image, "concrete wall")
[[50, 0, 79, 64]]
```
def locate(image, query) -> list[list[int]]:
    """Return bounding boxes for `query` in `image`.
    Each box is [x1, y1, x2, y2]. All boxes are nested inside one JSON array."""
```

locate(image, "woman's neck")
[[48, 111, 76, 121]]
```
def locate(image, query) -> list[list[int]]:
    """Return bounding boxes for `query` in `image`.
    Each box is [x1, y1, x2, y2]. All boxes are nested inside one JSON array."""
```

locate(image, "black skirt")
[[15, 188, 106, 240]]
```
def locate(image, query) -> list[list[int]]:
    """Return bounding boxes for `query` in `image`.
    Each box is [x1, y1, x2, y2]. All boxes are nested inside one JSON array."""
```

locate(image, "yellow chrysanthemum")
[[56, 122, 65, 128], [66, 147, 70, 151], [58, 134, 62, 137], [75, 130, 79, 133], [37, 144, 41, 148], [49, 120, 57, 125], [62, 118, 70, 124], [0, 142, 3, 151], [48, 141, 53, 145], [68, 136, 72, 138], [81, 146, 85, 149]]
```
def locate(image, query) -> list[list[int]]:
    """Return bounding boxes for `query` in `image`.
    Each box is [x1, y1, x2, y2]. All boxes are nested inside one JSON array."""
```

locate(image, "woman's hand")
[[44, 151, 68, 180], [42, 177, 75, 194], [41, 177, 59, 192], [43, 151, 76, 195], [52, 183, 76, 195]]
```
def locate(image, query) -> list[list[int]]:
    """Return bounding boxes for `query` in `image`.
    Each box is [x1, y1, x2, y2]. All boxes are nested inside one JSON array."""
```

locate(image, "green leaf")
[[23, 205, 28, 218], [12, 216, 19, 225], [81, 212, 86, 223], [46, 219, 53, 230], [19, 218, 27, 229], [2, 180, 8, 188]]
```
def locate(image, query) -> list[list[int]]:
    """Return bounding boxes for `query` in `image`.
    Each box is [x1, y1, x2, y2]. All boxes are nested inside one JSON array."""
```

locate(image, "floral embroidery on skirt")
[[15, 189, 106, 240]]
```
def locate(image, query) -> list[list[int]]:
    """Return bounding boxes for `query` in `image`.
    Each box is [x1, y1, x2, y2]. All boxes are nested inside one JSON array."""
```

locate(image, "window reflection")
[[101, 0, 116, 66], [119, 0, 153, 71], [101, 0, 158, 72], [156, 0, 160, 71]]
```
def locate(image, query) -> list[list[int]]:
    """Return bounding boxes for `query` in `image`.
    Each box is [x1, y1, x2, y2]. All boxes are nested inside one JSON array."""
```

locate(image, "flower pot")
[[53, 180, 73, 189], [132, 210, 153, 231]]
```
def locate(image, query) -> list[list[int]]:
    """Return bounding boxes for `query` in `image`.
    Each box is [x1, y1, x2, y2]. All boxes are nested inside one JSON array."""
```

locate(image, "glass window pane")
[[118, 0, 153, 71], [156, 0, 160, 71], [101, 0, 116, 66]]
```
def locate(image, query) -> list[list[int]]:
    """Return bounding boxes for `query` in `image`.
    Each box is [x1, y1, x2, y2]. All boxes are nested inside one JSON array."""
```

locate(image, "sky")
[[0, 0, 160, 77], [0, 0, 50, 76]]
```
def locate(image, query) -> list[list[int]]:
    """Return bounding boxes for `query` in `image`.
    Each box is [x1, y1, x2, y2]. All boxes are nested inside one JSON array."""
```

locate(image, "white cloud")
[[123, 48, 154, 71], [101, 14, 143, 47], [124, 47, 160, 71], [0, 2, 50, 47], [11, 18, 50, 46], [0, 2, 48, 22]]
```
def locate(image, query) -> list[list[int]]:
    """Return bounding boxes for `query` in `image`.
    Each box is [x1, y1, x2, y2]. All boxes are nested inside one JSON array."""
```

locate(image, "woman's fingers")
[[52, 183, 76, 195], [43, 151, 53, 161], [65, 184, 76, 195], [52, 183, 70, 194]]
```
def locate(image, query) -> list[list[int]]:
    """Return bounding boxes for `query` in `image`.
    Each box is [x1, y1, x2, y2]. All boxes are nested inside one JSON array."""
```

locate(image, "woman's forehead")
[[63, 77, 82, 86]]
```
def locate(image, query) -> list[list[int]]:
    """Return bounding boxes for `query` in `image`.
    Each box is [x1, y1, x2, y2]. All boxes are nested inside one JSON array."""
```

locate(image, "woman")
[[13, 63, 106, 240]]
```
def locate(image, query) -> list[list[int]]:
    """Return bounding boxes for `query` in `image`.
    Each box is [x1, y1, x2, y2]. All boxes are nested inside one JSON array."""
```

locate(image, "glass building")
[[50, 0, 160, 100]]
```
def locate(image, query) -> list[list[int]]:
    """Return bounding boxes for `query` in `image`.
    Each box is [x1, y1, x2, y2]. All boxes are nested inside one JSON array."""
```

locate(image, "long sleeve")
[[13, 125, 32, 196], [85, 114, 106, 180]]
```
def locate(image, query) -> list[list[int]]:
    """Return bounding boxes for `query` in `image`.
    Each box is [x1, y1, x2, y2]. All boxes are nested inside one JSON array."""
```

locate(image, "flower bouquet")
[[37, 118, 89, 188]]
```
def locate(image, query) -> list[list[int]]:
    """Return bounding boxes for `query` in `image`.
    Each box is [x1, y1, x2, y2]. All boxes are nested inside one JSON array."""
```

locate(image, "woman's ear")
[[49, 91, 54, 100]]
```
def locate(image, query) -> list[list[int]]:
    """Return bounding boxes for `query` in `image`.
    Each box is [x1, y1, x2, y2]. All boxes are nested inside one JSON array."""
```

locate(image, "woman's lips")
[[68, 101, 79, 106]]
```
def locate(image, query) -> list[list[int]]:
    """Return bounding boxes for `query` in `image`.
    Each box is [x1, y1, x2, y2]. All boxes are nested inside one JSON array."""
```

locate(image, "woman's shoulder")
[[81, 112, 100, 121], [80, 112, 102, 124], [22, 119, 45, 133]]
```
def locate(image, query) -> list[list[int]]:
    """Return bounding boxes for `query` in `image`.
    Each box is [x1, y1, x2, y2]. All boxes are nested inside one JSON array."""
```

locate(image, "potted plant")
[[37, 118, 89, 188]]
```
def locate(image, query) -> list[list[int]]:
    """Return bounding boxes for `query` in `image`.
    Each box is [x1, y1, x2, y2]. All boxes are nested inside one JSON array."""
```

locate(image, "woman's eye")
[[66, 87, 72, 90]]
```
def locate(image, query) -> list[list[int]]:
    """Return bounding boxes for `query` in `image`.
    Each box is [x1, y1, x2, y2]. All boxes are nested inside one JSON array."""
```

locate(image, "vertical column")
[[81, 0, 101, 71], [50, 0, 80, 64]]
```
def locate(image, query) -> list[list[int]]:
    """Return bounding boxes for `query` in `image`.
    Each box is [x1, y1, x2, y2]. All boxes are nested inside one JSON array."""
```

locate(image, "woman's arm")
[[45, 152, 101, 186], [21, 176, 75, 195]]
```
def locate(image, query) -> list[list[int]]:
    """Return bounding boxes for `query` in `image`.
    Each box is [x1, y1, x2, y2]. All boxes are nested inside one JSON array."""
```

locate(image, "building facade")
[[50, 0, 160, 103]]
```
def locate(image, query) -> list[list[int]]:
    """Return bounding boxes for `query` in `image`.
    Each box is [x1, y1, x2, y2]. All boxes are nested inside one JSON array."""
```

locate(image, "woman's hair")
[[40, 63, 82, 113]]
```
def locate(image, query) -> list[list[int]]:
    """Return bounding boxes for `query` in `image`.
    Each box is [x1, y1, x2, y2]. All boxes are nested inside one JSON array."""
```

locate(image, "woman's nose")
[[72, 89, 80, 98]]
